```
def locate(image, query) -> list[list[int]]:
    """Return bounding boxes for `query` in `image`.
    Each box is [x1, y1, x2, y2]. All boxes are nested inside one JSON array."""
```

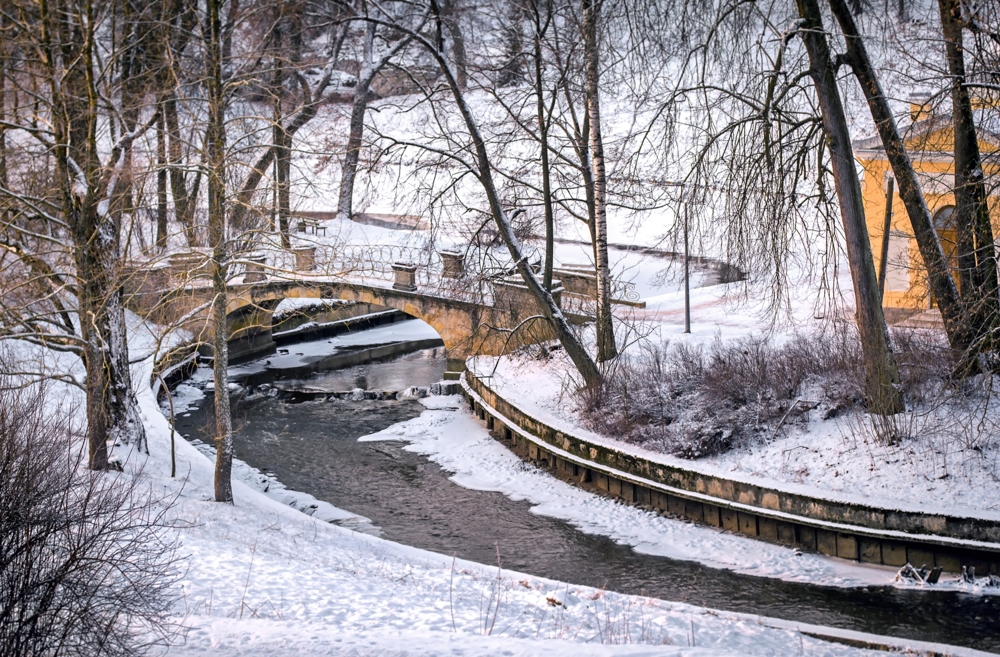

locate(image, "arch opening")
[[224, 291, 450, 390]]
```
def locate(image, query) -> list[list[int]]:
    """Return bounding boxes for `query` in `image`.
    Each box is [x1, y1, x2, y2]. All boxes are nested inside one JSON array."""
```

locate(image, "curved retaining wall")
[[462, 372, 1000, 574]]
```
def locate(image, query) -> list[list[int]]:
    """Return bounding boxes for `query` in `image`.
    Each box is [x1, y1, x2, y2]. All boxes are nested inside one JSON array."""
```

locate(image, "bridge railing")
[[242, 242, 626, 313], [266, 243, 447, 286], [140, 240, 616, 315]]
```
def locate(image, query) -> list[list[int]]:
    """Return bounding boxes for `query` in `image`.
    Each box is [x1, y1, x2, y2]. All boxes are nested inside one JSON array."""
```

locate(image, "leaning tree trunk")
[[422, 10, 602, 388], [827, 0, 974, 357], [797, 0, 904, 414], [938, 0, 998, 346], [582, 0, 617, 362]]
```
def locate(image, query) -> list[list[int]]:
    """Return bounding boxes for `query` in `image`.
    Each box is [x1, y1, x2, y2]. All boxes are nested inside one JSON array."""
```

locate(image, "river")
[[171, 324, 1000, 652]]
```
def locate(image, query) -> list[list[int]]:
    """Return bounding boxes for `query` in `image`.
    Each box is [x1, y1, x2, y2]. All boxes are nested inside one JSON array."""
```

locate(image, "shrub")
[[581, 323, 954, 458], [0, 373, 179, 657]]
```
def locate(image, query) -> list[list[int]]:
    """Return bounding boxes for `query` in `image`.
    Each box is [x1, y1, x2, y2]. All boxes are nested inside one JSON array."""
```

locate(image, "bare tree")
[[825, 0, 977, 364], [203, 0, 234, 503], [581, 0, 617, 362], [671, 0, 904, 413], [0, 0, 149, 468], [0, 366, 179, 656], [795, 0, 903, 413], [337, 8, 414, 222], [937, 0, 999, 347], [365, 0, 603, 387]]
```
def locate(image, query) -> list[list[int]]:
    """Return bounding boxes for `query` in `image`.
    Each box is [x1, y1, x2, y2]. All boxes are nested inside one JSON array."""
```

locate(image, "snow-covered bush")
[[581, 324, 958, 458], [0, 371, 180, 657]]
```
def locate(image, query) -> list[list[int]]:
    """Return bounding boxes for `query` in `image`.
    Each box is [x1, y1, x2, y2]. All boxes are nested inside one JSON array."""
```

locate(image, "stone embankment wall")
[[463, 372, 1000, 575]]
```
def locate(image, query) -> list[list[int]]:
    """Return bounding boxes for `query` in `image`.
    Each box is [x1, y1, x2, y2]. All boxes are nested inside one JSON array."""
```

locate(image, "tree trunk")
[[582, 0, 616, 362], [533, 1, 554, 291], [270, 14, 296, 249], [206, 0, 233, 503], [273, 84, 291, 247], [797, 0, 904, 414], [277, 133, 291, 246], [441, 0, 468, 90], [337, 21, 376, 222], [938, 0, 998, 346], [41, 0, 145, 467], [164, 92, 197, 246], [156, 109, 168, 250], [827, 0, 974, 356], [498, 0, 525, 87]]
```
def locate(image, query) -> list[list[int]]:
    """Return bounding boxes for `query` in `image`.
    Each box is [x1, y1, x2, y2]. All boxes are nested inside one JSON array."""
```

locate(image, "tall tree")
[[530, 0, 556, 291], [795, 0, 903, 413], [937, 0, 998, 346], [582, 0, 617, 362], [35, 0, 146, 465], [368, 0, 603, 387], [337, 13, 412, 222], [205, 0, 234, 502], [826, 0, 976, 360]]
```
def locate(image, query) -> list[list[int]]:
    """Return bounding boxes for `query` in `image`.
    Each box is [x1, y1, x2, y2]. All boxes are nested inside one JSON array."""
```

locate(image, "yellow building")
[[854, 98, 1000, 311]]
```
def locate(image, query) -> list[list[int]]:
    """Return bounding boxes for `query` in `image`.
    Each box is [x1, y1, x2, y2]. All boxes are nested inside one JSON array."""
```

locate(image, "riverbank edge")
[[461, 371, 1000, 575]]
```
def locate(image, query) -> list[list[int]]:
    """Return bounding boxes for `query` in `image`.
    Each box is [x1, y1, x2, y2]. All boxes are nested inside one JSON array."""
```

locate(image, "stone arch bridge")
[[125, 247, 588, 378]]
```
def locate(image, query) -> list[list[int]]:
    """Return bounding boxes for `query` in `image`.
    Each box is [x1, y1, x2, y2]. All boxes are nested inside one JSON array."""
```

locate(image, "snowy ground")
[[137, 376, 987, 656], [6, 293, 1000, 655]]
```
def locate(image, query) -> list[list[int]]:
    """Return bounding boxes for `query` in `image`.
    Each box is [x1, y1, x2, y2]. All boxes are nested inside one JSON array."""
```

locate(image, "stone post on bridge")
[[294, 246, 316, 271], [439, 250, 466, 279], [243, 255, 268, 283], [392, 262, 418, 292]]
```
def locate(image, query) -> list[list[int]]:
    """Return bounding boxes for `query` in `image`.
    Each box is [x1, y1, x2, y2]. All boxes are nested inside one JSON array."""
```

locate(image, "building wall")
[[858, 131, 1000, 310]]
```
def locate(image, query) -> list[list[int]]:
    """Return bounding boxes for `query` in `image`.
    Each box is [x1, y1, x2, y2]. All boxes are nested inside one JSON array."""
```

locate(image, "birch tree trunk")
[[827, 0, 974, 357], [797, 0, 903, 414], [582, 0, 617, 362]]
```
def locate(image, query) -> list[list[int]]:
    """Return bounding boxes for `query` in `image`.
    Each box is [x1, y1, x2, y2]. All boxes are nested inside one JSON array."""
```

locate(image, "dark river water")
[[173, 336, 1000, 653]]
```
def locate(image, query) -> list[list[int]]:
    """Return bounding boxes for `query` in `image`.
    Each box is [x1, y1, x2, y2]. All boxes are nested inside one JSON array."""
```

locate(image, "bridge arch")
[[221, 280, 500, 377]]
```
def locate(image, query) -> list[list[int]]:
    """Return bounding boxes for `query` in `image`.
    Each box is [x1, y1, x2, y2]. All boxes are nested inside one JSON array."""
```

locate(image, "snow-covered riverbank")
[[5, 312, 995, 655], [138, 384, 975, 656]]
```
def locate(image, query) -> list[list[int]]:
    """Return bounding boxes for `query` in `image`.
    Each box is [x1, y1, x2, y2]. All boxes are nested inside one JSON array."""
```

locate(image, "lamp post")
[[683, 186, 691, 334]]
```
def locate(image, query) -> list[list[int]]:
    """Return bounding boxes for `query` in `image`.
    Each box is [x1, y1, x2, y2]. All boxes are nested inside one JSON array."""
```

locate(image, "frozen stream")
[[171, 328, 1000, 653]]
